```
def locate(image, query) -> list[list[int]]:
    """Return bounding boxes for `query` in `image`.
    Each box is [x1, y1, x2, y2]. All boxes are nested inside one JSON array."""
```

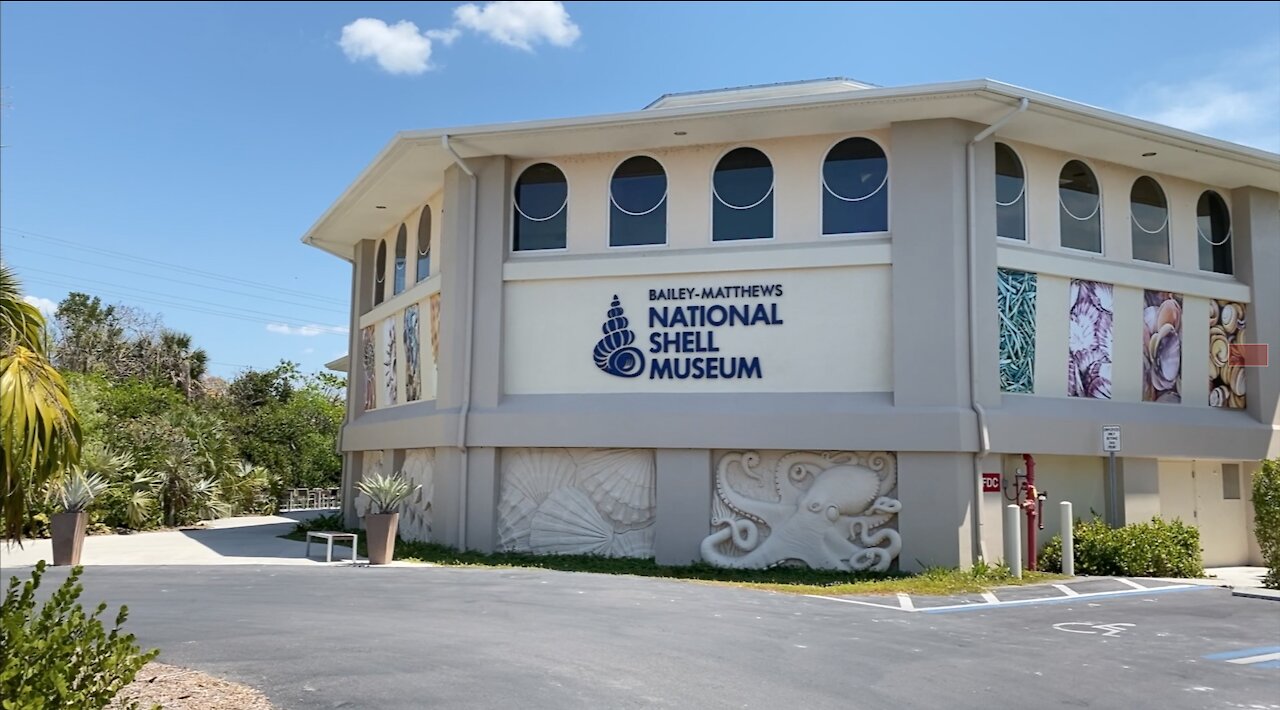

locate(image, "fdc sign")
[[593, 284, 784, 380]]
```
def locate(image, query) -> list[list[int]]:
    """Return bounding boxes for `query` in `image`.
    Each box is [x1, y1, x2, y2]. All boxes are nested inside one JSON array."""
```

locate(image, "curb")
[[1230, 587, 1280, 601]]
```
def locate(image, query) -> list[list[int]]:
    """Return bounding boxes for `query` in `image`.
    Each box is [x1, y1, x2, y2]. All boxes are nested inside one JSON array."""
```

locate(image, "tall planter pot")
[[365, 512, 399, 565], [51, 511, 88, 566]]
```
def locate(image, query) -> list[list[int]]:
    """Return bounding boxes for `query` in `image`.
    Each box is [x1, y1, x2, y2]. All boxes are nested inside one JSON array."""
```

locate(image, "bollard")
[[1060, 501, 1074, 577], [1004, 504, 1022, 579]]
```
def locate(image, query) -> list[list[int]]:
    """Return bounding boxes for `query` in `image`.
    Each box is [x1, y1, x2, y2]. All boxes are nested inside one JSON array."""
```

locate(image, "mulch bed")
[[110, 662, 274, 709]]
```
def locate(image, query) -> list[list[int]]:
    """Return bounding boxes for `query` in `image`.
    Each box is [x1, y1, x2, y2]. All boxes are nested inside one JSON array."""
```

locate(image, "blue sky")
[[2, 1, 1277, 379]]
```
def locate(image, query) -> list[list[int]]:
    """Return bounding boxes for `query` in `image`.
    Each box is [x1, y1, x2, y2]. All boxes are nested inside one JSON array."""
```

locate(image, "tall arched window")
[[713, 147, 773, 242], [416, 206, 432, 282], [1197, 190, 1232, 274], [393, 224, 407, 295], [513, 163, 568, 251], [373, 239, 387, 305], [609, 156, 667, 247], [822, 137, 888, 235], [1059, 160, 1102, 253], [1130, 176, 1169, 265], [994, 143, 1026, 240]]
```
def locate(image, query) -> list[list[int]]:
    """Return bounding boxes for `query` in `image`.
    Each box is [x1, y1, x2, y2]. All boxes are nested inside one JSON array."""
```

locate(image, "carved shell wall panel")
[[397, 448, 435, 543], [499, 447, 656, 558], [355, 450, 384, 518], [703, 450, 901, 572]]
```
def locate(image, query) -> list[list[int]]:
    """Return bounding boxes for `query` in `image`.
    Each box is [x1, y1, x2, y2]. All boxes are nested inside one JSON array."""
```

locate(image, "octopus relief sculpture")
[[702, 450, 901, 572]]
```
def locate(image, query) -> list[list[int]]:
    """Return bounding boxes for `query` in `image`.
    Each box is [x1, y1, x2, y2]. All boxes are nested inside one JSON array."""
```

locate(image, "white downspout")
[[966, 97, 1029, 563], [442, 134, 477, 550]]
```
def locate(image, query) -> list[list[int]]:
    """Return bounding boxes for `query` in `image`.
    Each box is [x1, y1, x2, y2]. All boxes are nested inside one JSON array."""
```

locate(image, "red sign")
[[982, 473, 1002, 493]]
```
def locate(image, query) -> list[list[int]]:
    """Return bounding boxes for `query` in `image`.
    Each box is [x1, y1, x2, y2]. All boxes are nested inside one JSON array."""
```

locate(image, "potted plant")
[[355, 472, 419, 564], [48, 471, 108, 566]]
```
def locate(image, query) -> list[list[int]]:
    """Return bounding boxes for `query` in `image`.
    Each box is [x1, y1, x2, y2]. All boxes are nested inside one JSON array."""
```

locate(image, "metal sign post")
[[1102, 425, 1121, 527]]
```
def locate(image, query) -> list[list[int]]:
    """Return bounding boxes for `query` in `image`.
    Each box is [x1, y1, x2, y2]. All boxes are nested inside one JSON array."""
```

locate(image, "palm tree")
[[0, 264, 81, 539]]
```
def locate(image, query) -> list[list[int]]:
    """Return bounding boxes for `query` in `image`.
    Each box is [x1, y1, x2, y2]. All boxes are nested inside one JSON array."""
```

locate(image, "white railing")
[[280, 488, 341, 512]]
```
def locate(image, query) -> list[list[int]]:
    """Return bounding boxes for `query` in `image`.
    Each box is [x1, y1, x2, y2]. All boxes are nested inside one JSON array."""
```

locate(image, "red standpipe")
[[1021, 454, 1039, 571]]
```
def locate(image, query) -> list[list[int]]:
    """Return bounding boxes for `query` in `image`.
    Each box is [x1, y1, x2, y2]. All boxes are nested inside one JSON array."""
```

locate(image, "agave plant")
[[48, 470, 109, 513], [355, 472, 419, 515]]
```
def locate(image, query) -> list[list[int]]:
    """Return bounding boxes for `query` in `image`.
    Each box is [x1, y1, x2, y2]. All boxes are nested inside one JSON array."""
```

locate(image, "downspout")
[[965, 97, 1029, 563], [442, 134, 477, 550]]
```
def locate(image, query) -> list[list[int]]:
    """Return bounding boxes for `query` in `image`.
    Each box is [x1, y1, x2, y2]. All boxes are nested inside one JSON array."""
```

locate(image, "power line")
[[2, 226, 348, 305], [4, 244, 347, 315]]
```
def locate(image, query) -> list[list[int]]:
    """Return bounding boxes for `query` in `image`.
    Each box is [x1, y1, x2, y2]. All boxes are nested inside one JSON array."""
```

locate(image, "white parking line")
[[1054, 584, 1080, 597], [806, 583, 1205, 614], [1226, 652, 1280, 665], [1116, 578, 1148, 590], [896, 593, 914, 610], [981, 591, 999, 603]]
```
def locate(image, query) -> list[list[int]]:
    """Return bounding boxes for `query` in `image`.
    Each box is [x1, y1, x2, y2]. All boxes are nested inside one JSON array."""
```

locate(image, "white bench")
[[305, 531, 359, 563]]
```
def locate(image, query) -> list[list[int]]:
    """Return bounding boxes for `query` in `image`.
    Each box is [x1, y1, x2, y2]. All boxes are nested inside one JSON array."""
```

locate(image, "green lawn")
[[285, 516, 1062, 596]]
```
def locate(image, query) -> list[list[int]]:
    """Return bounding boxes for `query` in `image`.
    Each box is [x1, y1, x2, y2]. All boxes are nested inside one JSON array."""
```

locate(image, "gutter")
[[441, 134, 478, 551], [966, 97, 1029, 563]]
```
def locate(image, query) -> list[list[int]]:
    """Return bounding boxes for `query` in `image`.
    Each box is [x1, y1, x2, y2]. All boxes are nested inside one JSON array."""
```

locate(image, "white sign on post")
[[1102, 425, 1121, 453]]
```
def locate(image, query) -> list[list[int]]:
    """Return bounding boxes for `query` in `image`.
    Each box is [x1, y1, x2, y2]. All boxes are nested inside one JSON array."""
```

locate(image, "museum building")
[[302, 78, 1278, 570]]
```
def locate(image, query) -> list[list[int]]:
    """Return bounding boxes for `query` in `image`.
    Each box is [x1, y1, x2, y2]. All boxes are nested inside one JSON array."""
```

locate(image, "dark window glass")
[[994, 143, 1026, 240], [1130, 176, 1169, 265], [1059, 160, 1102, 252], [513, 163, 568, 251], [822, 137, 888, 234], [1197, 191, 1232, 274], [713, 147, 773, 241], [373, 240, 386, 305], [393, 224, 407, 295], [416, 206, 431, 282], [609, 156, 667, 247]]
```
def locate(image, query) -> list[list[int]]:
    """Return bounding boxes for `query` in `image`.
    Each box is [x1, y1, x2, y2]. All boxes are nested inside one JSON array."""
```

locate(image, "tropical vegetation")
[[1253, 459, 1280, 589]]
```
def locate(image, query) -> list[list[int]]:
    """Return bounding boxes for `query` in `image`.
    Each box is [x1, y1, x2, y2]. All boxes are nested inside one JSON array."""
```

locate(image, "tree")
[[1, 265, 82, 539], [229, 362, 343, 490], [51, 293, 126, 375]]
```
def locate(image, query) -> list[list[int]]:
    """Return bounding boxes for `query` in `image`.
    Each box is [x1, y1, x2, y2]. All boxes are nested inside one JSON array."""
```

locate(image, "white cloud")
[[426, 27, 462, 46], [1127, 41, 1280, 152], [454, 1, 580, 51], [339, 18, 436, 75], [266, 323, 348, 337], [303, 347, 316, 354], [23, 295, 57, 317]]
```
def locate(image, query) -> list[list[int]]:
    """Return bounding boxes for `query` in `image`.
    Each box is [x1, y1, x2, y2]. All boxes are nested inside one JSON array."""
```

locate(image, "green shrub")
[[1039, 516, 1203, 578], [1, 561, 158, 709], [293, 511, 346, 533], [1254, 459, 1280, 589]]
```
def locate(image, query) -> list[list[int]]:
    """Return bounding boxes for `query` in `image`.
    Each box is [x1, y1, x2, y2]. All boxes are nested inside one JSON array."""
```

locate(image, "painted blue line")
[[921, 584, 1211, 614], [1253, 660, 1280, 669], [1202, 646, 1280, 661]]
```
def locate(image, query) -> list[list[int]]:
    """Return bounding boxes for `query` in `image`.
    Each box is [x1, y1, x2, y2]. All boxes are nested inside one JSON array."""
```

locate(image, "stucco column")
[[1231, 187, 1280, 457], [342, 240, 376, 527], [1118, 457, 1159, 526], [889, 118, 991, 570], [654, 449, 712, 565]]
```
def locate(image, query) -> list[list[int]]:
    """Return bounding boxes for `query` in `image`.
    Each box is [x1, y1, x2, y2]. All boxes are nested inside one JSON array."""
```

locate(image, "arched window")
[[1130, 176, 1169, 265], [1059, 160, 1102, 253], [1197, 191, 1232, 275], [713, 147, 773, 242], [609, 156, 667, 247], [416, 206, 432, 282], [393, 224, 407, 295], [373, 239, 386, 305], [822, 137, 888, 235], [994, 143, 1025, 240], [513, 163, 568, 251]]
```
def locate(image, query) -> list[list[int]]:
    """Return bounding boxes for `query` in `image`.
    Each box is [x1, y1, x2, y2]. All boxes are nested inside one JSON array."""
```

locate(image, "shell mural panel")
[[355, 450, 384, 517], [1067, 279, 1113, 399], [498, 448, 655, 558], [382, 316, 398, 406], [997, 269, 1037, 394], [397, 448, 434, 542], [1208, 300, 1247, 409], [1143, 291, 1182, 403], [429, 292, 441, 367], [404, 305, 421, 402], [361, 325, 376, 410], [703, 450, 901, 572]]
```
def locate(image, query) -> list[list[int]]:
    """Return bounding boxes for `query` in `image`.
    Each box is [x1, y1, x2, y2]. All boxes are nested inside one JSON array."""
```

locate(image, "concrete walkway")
[[0, 511, 362, 569]]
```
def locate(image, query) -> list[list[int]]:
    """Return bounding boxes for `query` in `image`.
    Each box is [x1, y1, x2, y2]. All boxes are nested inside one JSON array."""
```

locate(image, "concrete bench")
[[305, 531, 358, 563]]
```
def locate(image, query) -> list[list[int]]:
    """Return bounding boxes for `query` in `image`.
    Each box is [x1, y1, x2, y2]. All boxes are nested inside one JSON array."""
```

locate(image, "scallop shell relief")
[[594, 295, 646, 378], [498, 448, 656, 558]]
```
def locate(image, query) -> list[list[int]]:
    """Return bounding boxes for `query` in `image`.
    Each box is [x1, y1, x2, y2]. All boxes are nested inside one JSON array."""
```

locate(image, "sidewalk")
[[0, 511, 362, 569]]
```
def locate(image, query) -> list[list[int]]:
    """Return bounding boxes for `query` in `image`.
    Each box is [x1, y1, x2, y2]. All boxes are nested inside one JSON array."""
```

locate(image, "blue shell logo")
[[594, 295, 645, 378]]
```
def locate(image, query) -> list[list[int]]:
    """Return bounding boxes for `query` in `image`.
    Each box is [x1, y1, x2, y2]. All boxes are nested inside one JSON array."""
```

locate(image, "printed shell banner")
[[1067, 279, 1113, 399], [997, 269, 1037, 393], [1142, 291, 1182, 403], [1209, 300, 1247, 409], [361, 325, 376, 411], [405, 305, 421, 402]]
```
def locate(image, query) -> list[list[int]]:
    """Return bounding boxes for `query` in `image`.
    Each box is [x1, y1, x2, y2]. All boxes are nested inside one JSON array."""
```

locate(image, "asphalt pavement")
[[8, 564, 1277, 710]]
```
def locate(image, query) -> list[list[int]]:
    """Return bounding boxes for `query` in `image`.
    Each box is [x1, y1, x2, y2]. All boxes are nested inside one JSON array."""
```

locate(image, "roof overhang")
[[301, 79, 1280, 260]]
